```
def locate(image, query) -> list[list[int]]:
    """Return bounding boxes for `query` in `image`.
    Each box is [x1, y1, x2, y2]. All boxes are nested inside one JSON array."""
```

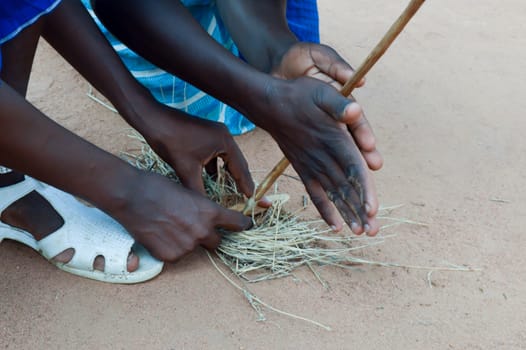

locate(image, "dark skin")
[[92, 0, 382, 235], [0, 0, 254, 265], [215, 1, 383, 232]]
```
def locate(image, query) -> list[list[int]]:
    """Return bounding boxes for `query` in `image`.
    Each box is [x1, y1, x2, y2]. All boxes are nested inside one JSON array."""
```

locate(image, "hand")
[[251, 77, 380, 235], [271, 42, 383, 171], [137, 103, 255, 198], [112, 171, 252, 261]]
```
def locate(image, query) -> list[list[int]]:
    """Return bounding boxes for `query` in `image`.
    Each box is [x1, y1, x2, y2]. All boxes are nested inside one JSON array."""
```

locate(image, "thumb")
[[214, 205, 252, 232], [313, 83, 362, 124]]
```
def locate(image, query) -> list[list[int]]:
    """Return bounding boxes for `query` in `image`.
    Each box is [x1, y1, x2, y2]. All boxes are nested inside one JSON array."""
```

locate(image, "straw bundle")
[[123, 132, 392, 283]]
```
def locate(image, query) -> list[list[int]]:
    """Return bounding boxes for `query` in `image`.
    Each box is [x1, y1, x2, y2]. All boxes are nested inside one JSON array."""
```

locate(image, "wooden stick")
[[340, 0, 426, 97], [242, 157, 290, 215], [242, 0, 426, 214]]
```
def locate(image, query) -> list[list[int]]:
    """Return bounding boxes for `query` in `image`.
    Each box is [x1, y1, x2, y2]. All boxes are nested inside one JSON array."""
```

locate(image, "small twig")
[[490, 198, 511, 204], [306, 262, 330, 290], [87, 86, 118, 113]]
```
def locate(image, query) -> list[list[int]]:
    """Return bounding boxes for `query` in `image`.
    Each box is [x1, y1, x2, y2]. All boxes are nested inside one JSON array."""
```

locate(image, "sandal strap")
[[0, 176, 41, 213], [35, 182, 134, 275]]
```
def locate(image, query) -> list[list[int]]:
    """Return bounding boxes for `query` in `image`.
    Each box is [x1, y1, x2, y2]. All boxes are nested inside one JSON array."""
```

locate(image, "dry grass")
[[122, 132, 479, 330], [122, 132, 396, 283]]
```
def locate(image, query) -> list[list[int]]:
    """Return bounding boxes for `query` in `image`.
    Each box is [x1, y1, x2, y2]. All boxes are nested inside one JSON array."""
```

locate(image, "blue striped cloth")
[[82, 0, 320, 135], [287, 0, 320, 44], [0, 0, 62, 72], [0, 1, 318, 134]]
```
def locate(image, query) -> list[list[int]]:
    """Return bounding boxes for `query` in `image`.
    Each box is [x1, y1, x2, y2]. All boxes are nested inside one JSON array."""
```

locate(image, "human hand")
[[136, 103, 255, 198], [111, 171, 252, 261], [271, 42, 383, 172], [251, 77, 379, 235]]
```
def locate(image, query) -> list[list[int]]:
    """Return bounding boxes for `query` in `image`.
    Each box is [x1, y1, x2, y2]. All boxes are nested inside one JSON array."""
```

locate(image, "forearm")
[[0, 81, 139, 213], [41, 0, 154, 133], [216, 0, 298, 73], [91, 0, 273, 120]]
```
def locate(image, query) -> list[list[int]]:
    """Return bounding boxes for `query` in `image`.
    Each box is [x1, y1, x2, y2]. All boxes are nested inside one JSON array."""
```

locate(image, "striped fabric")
[[0, 0, 62, 72], [81, 0, 320, 136], [82, 0, 319, 135], [287, 0, 320, 44], [83, 0, 254, 135]]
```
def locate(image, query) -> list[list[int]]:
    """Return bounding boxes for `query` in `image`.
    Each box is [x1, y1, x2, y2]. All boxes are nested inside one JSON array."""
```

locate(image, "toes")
[[51, 248, 75, 264], [126, 252, 139, 272], [93, 255, 105, 271], [93, 252, 139, 272], [52, 250, 139, 273]]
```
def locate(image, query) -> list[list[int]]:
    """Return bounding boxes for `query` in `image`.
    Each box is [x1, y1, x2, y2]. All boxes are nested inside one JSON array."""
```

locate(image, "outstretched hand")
[[271, 42, 383, 172], [251, 76, 379, 235], [250, 42, 385, 235]]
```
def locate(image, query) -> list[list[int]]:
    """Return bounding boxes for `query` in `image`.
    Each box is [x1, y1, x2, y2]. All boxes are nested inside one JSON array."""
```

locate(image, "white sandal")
[[0, 176, 163, 284]]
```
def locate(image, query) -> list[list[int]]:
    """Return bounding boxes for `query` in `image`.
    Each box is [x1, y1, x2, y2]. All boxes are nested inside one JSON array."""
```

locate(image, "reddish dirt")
[[2, 0, 525, 349]]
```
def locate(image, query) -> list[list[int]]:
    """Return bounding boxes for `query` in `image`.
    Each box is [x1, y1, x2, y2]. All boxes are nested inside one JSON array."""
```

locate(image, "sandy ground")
[[2, 0, 526, 349]]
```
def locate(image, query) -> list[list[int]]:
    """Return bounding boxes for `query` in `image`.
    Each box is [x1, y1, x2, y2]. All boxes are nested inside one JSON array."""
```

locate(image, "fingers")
[[199, 231, 222, 251], [199, 203, 252, 252], [313, 84, 362, 124], [141, 230, 187, 263], [326, 159, 369, 235], [363, 150, 384, 171], [311, 45, 366, 88], [204, 158, 219, 179], [257, 196, 272, 208], [331, 136, 379, 223], [345, 109, 384, 171], [222, 142, 256, 199], [302, 176, 343, 232], [214, 205, 253, 232], [314, 89, 382, 175], [301, 165, 376, 235], [178, 163, 207, 195]]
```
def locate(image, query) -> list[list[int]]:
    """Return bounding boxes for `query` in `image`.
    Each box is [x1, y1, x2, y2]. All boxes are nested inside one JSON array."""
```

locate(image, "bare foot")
[[0, 173, 139, 272]]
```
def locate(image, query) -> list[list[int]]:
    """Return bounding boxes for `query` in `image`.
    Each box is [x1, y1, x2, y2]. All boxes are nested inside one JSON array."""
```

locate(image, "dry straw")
[[122, 132, 479, 330], [124, 132, 400, 283]]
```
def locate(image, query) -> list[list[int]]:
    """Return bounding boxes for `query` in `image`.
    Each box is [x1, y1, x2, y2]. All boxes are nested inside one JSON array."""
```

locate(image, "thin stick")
[[242, 158, 290, 215], [247, 0, 426, 210], [340, 0, 427, 96]]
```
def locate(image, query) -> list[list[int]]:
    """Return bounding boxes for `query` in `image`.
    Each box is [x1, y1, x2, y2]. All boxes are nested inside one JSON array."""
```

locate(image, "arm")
[[215, 1, 357, 83], [216, 0, 297, 73], [39, 0, 255, 196], [0, 80, 251, 261], [216, 1, 382, 168], [92, 0, 379, 234]]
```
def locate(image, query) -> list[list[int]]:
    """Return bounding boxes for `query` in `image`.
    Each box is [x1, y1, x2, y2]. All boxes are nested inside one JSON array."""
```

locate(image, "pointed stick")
[[242, 0, 427, 215]]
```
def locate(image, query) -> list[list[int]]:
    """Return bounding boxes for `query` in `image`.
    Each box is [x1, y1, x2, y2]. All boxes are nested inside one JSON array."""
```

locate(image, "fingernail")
[[259, 196, 272, 207], [330, 225, 338, 232], [346, 102, 362, 115], [351, 222, 360, 233], [364, 224, 371, 233], [365, 203, 372, 215]]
